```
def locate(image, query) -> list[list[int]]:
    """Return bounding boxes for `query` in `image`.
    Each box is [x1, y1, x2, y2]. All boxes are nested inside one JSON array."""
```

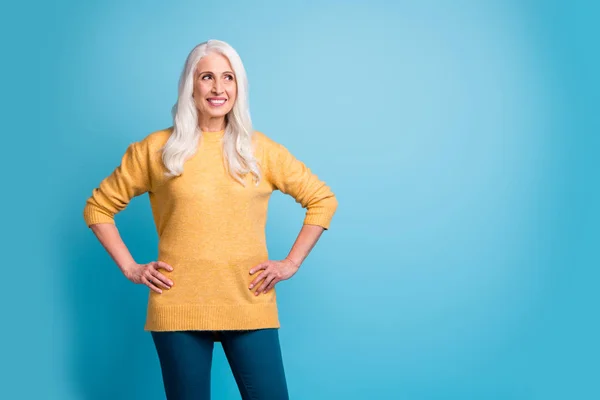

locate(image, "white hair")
[[161, 39, 261, 186]]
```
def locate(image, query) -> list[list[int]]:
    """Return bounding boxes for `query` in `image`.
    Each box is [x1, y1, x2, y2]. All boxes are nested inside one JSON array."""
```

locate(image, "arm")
[[249, 137, 338, 295], [89, 223, 138, 276], [83, 139, 151, 272], [284, 224, 325, 269], [89, 222, 173, 292], [83, 139, 173, 292], [83, 140, 153, 226], [249, 224, 327, 296], [265, 139, 339, 230]]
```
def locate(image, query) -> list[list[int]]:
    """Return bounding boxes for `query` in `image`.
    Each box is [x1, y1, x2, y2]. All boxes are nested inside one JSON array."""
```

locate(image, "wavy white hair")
[[161, 39, 261, 186]]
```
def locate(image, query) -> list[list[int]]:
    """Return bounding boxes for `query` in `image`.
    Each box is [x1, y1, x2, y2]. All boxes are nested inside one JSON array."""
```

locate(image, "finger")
[[157, 272, 174, 287], [256, 275, 276, 295], [249, 262, 268, 275], [249, 270, 269, 289], [155, 261, 174, 272], [144, 276, 163, 294], [148, 270, 172, 289], [264, 279, 277, 293]]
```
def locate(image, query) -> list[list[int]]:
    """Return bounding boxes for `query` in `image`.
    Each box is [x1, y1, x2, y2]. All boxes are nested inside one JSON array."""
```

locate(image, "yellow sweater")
[[83, 127, 338, 331]]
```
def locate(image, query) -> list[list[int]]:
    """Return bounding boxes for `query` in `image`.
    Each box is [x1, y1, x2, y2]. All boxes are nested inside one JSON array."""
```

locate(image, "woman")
[[83, 39, 338, 399]]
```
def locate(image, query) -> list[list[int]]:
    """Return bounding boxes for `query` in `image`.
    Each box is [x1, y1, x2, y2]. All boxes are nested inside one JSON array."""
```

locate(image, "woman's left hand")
[[249, 259, 300, 296]]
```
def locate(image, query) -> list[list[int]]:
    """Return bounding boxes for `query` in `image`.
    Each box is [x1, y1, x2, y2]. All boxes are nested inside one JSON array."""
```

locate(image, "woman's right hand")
[[124, 261, 174, 294]]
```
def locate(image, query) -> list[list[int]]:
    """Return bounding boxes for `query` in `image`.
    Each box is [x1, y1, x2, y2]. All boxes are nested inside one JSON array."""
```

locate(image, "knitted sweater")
[[83, 127, 338, 331]]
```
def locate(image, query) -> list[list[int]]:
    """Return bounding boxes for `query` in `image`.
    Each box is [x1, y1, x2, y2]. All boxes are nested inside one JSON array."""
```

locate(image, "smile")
[[207, 98, 227, 107]]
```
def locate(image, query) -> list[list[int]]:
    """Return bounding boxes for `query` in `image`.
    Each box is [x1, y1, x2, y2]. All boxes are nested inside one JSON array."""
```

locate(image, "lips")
[[207, 98, 227, 107]]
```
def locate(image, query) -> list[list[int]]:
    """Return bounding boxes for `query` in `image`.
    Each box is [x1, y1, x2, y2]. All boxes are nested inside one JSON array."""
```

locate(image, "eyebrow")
[[198, 70, 235, 75]]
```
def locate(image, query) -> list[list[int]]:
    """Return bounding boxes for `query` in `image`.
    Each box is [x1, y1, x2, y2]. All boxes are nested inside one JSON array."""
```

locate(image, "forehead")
[[195, 53, 233, 73]]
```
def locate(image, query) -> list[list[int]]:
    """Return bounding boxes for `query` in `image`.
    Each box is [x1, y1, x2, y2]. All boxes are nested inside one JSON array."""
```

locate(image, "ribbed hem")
[[304, 208, 337, 230], [144, 303, 281, 331], [83, 204, 115, 226]]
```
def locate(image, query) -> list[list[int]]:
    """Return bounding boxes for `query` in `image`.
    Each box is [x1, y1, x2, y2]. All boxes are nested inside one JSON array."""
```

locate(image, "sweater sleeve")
[[265, 140, 338, 230], [83, 139, 153, 227]]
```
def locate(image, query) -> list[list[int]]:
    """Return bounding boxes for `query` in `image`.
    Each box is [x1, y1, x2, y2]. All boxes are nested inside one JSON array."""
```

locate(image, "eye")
[[201, 74, 212, 80], [225, 74, 234, 81]]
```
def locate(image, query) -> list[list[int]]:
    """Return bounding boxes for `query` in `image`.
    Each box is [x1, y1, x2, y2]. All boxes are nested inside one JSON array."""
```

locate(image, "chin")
[[207, 110, 230, 119], [208, 107, 233, 117]]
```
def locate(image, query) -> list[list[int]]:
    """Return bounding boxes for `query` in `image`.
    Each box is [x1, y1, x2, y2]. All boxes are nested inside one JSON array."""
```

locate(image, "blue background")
[[7, 0, 598, 398]]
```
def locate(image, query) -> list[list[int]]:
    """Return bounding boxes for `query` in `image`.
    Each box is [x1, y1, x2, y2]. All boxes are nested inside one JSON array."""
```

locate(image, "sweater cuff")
[[303, 208, 337, 230], [83, 204, 116, 227]]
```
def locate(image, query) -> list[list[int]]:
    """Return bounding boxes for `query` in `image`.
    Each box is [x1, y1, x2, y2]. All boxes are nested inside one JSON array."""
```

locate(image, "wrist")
[[121, 260, 138, 276], [285, 257, 301, 269]]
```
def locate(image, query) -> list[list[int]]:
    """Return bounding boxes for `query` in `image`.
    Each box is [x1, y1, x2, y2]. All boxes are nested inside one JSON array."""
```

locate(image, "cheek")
[[193, 90, 205, 108], [228, 90, 237, 109], [228, 85, 238, 100], [195, 82, 210, 98]]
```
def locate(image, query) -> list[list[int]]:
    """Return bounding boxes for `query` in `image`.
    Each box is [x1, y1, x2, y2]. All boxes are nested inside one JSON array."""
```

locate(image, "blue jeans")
[[151, 329, 289, 400]]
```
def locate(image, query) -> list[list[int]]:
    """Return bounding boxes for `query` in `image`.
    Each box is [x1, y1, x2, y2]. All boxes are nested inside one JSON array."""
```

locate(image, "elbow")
[[320, 193, 338, 215], [330, 195, 339, 214], [83, 202, 116, 227], [303, 194, 338, 230]]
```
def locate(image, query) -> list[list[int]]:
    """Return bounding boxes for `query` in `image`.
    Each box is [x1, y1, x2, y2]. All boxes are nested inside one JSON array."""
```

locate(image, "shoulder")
[[129, 126, 173, 162], [252, 130, 276, 146], [252, 130, 286, 156], [140, 126, 173, 149], [252, 131, 290, 167]]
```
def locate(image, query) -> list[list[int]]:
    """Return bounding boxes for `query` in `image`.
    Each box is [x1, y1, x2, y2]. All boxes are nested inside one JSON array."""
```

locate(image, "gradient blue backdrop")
[[8, 0, 598, 399]]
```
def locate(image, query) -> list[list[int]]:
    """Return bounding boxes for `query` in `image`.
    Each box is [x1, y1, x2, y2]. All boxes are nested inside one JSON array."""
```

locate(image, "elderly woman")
[[83, 39, 338, 399]]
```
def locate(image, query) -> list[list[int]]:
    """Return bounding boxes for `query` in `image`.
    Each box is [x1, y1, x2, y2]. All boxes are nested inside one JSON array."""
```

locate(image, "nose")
[[211, 79, 223, 94]]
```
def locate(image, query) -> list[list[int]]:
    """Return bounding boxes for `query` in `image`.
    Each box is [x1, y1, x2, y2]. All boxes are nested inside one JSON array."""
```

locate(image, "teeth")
[[208, 99, 226, 105]]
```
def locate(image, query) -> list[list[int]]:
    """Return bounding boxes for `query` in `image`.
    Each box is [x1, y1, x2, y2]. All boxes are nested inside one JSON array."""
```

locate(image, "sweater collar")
[[201, 130, 225, 141]]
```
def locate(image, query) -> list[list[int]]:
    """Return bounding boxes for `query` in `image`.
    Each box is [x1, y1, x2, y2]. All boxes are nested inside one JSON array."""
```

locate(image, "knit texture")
[[83, 127, 338, 331]]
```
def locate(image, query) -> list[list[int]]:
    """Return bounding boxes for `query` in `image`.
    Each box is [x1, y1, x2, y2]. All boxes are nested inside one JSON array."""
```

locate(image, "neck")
[[198, 115, 226, 132]]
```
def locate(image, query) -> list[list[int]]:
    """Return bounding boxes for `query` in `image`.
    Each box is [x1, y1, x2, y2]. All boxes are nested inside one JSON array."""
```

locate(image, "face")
[[193, 52, 237, 122]]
